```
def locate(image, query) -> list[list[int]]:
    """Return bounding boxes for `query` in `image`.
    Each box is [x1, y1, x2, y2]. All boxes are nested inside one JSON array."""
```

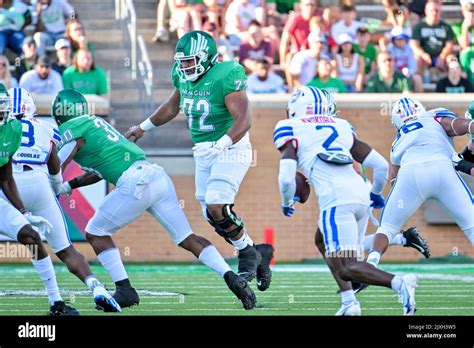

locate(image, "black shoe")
[[237, 245, 262, 282], [49, 301, 80, 316], [351, 281, 369, 294], [403, 227, 431, 258], [112, 285, 140, 308], [255, 244, 274, 291], [224, 271, 256, 310]]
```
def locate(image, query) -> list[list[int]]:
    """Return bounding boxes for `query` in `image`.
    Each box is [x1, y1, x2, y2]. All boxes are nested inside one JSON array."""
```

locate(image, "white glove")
[[24, 213, 53, 237], [192, 135, 233, 161], [59, 182, 72, 197], [452, 152, 463, 166]]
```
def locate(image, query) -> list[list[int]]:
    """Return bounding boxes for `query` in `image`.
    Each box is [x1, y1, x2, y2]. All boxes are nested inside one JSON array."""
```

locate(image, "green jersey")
[[354, 43, 377, 75], [0, 119, 22, 168], [59, 115, 146, 185], [172, 61, 248, 143], [307, 77, 347, 93]]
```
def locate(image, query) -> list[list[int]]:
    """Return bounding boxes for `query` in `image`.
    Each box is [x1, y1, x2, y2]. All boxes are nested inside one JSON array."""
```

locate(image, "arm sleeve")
[[362, 149, 389, 194], [279, 158, 297, 207], [57, 140, 77, 165]]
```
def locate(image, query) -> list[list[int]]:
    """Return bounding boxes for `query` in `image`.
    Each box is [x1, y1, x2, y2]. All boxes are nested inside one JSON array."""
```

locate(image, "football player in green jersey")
[[54, 89, 256, 310], [0, 89, 79, 316], [126, 31, 274, 291]]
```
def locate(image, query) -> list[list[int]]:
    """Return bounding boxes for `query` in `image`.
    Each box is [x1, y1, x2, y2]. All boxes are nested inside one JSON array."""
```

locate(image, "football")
[[295, 172, 310, 203]]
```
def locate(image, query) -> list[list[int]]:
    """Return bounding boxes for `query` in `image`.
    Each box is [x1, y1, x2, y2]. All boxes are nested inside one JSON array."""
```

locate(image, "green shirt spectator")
[[62, 49, 108, 98], [307, 58, 347, 93], [354, 26, 377, 75], [365, 51, 411, 93]]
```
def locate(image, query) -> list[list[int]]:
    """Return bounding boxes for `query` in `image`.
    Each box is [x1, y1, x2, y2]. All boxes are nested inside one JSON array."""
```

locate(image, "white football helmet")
[[9, 87, 36, 118], [0, 93, 11, 125], [287, 86, 329, 118], [391, 97, 426, 130]]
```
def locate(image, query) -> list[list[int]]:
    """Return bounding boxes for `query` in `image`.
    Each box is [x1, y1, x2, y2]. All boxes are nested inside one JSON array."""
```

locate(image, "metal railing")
[[115, 0, 137, 80], [115, 0, 155, 116]]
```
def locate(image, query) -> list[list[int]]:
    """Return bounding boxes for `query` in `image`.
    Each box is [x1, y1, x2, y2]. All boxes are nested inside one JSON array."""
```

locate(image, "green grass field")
[[0, 263, 473, 316]]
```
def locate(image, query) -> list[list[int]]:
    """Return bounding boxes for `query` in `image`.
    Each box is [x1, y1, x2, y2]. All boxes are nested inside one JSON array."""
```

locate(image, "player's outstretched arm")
[[224, 90, 252, 144], [125, 88, 181, 143], [61, 172, 102, 196], [351, 136, 389, 208], [0, 158, 27, 212], [439, 116, 474, 137]]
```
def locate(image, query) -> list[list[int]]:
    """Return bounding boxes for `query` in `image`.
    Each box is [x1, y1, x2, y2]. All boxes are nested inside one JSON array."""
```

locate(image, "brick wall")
[[3, 101, 472, 263]]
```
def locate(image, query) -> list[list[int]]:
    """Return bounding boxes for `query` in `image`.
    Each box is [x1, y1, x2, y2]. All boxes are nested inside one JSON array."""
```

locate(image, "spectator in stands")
[[52, 38, 71, 75], [436, 58, 473, 93], [33, 0, 75, 56], [382, 0, 411, 31], [288, 32, 329, 88], [353, 26, 377, 82], [239, 20, 274, 73], [152, 0, 170, 42], [332, 33, 364, 93], [365, 51, 411, 93], [169, 0, 203, 39], [386, 26, 423, 92], [410, 1, 455, 77], [408, 0, 427, 28], [224, 0, 257, 46], [19, 55, 63, 95], [65, 19, 95, 58], [0, 54, 17, 88], [0, 0, 32, 55], [330, 4, 361, 44], [452, 0, 474, 88], [279, 0, 321, 73], [247, 58, 286, 94], [62, 48, 109, 99], [202, 21, 235, 62], [13, 36, 38, 82], [307, 58, 346, 93]]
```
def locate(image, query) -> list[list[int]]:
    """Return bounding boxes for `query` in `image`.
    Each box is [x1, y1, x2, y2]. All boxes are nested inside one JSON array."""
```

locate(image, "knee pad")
[[206, 204, 245, 239]]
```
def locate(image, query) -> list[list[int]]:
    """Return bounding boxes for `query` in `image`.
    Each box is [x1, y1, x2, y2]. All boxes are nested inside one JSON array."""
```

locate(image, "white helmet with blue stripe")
[[287, 86, 329, 119], [9, 87, 36, 119], [391, 96, 426, 130]]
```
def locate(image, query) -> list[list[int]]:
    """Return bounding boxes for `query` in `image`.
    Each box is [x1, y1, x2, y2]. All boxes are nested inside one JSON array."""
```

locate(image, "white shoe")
[[400, 273, 417, 315], [335, 301, 361, 316], [93, 285, 122, 312]]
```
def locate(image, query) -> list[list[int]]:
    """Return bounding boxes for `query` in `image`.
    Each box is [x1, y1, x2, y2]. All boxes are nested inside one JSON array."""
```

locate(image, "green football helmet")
[[321, 89, 338, 117], [0, 83, 11, 126], [174, 30, 218, 82], [51, 89, 88, 126]]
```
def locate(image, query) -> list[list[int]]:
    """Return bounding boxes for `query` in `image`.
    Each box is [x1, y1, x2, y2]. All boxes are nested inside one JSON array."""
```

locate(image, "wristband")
[[216, 134, 233, 149], [139, 118, 156, 131]]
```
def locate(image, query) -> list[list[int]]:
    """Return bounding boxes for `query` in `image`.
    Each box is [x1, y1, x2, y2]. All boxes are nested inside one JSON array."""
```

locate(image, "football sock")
[[32, 256, 63, 305], [367, 250, 381, 267], [340, 289, 356, 305], [391, 275, 403, 292], [198, 245, 232, 277], [97, 248, 128, 283], [231, 232, 254, 250], [85, 275, 101, 291], [391, 234, 407, 246], [363, 234, 406, 251]]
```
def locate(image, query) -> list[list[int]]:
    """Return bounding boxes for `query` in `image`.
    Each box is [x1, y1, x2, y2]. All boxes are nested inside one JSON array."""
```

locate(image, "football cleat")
[[335, 301, 361, 316], [49, 301, 80, 316], [402, 227, 431, 258], [94, 285, 122, 312], [255, 244, 275, 291], [400, 273, 418, 315], [112, 285, 140, 308], [224, 271, 256, 310], [237, 245, 262, 282]]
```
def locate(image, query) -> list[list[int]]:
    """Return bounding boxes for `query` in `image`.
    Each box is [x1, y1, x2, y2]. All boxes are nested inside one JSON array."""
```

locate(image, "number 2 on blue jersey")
[[316, 125, 342, 151], [20, 119, 35, 147]]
